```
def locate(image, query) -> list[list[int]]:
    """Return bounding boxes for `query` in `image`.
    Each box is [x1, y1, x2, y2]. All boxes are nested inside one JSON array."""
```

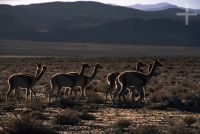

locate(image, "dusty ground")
[[1, 40, 200, 57], [0, 57, 200, 134]]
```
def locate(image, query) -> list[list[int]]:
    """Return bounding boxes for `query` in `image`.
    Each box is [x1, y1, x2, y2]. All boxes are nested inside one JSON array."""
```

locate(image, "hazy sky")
[[0, 0, 200, 9]]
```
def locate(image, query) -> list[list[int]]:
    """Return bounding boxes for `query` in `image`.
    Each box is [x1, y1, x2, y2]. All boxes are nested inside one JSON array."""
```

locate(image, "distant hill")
[[190, 9, 200, 14], [0, 1, 161, 30], [1, 18, 200, 46], [1, 1, 198, 30], [129, 3, 178, 11], [0, 14, 28, 33], [0, 1, 200, 46], [129, 3, 200, 15]]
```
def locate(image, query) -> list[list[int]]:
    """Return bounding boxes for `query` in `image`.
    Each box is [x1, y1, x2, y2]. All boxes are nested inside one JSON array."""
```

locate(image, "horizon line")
[[0, 1, 199, 10]]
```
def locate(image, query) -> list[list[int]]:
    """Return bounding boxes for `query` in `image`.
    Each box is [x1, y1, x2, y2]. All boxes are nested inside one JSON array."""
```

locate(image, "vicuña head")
[[68, 62, 91, 76], [94, 63, 103, 69], [136, 61, 146, 71]]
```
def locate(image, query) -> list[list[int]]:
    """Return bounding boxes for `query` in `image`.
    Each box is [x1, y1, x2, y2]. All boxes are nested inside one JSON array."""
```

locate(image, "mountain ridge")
[[0, 1, 199, 46], [129, 3, 178, 11]]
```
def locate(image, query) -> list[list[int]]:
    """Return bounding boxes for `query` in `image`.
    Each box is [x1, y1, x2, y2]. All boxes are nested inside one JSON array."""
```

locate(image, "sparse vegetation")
[[85, 90, 105, 104], [58, 98, 80, 109], [1, 114, 57, 134], [54, 108, 81, 126], [182, 116, 197, 127], [131, 125, 160, 134], [25, 101, 45, 112], [79, 111, 96, 120], [22, 110, 47, 120], [0, 57, 200, 133], [168, 120, 196, 134], [114, 119, 131, 129], [1, 102, 16, 111]]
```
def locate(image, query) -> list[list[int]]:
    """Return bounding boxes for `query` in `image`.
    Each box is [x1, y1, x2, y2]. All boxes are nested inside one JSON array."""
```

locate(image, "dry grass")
[[0, 57, 200, 133], [182, 116, 197, 127], [85, 90, 105, 104], [114, 119, 131, 129], [131, 125, 160, 134], [54, 108, 81, 126], [79, 111, 96, 120], [1, 114, 56, 134]]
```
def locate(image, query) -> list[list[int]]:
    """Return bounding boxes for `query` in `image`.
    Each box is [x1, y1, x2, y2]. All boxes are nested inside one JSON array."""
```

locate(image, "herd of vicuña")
[[6, 59, 162, 105]]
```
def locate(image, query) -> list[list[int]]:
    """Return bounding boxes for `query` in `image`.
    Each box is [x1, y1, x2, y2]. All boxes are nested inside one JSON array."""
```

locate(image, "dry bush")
[[22, 110, 47, 120], [130, 125, 160, 134], [54, 108, 81, 126], [183, 95, 200, 112], [1, 114, 56, 134], [25, 101, 45, 112], [47, 97, 81, 109], [1, 102, 16, 111], [182, 116, 197, 127], [114, 119, 131, 129], [167, 96, 183, 107], [58, 98, 81, 109], [0, 93, 5, 103], [85, 90, 105, 104], [168, 122, 196, 134], [148, 84, 200, 112], [79, 111, 96, 120]]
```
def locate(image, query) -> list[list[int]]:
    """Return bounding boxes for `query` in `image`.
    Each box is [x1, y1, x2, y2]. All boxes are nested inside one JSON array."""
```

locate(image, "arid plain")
[[0, 40, 200, 134]]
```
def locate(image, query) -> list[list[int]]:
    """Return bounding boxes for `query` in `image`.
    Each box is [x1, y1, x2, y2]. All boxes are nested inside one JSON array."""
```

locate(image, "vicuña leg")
[[118, 84, 127, 104], [6, 86, 13, 102]]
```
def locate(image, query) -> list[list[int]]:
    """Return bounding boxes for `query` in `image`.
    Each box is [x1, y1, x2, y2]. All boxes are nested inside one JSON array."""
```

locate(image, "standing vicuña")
[[49, 63, 102, 101], [6, 65, 47, 102], [29, 63, 42, 98], [115, 59, 162, 104], [78, 63, 103, 100], [105, 61, 145, 103], [7, 63, 42, 101], [65, 63, 90, 98]]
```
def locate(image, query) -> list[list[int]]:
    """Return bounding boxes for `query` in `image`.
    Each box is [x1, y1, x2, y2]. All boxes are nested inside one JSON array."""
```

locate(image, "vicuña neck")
[[79, 66, 85, 75], [146, 61, 156, 79], [86, 66, 98, 84], [136, 62, 140, 71], [35, 68, 45, 83], [90, 66, 98, 79]]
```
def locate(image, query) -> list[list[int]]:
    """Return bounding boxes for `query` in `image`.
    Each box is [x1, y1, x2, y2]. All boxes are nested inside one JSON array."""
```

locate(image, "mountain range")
[[0, 1, 200, 46], [129, 3, 178, 11], [128, 3, 200, 14]]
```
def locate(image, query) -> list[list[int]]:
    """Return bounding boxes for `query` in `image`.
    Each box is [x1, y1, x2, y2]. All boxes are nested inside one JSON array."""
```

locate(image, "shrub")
[[25, 101, 45, 112], [85, 90, 104, 104], [2, 102, 16, 111], [115, 119, 131, 129], [2, 114, 57, 134], [59, 98, 77, 109], [184, 95, 200, 112], [182, 116, 197, 126], [131, 125, 160, 134], [54, 108, 81, 126], [168, 122, 195, 134], [167, 96, 183, 107], [31, 111, 47, 120], [22, 111, 47, 120], [79, 111, 96, 120], [47, 98, 81, 109]]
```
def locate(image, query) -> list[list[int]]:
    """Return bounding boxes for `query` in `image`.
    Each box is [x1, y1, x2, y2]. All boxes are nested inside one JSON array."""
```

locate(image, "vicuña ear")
[[36, 62, 42, 68], [80, 63, 83, 66], [42, 65, 47, 70]]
